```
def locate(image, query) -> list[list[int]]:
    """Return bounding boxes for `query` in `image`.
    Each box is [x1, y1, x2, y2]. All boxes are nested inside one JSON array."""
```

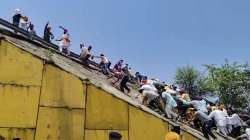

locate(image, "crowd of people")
[[135, 78, 250, 139], [10, 9, 250, 140]]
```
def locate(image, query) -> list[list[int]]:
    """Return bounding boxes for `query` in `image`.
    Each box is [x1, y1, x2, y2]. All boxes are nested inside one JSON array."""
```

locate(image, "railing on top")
[[0, 17, 139, 88], [0, 17, 99, 67]]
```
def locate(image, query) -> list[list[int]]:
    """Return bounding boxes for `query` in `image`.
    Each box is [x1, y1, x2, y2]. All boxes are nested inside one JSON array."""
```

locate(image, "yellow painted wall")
[[0, 128, 34, 140], [182, 131, 199, 140], [35, 107, 85, 140], [85, 130, 128, 140], [0, 85, 40, 128], [129, 106, 168, 140], [40, 64, 86, 108], [86, 85, 129, 130], [0, 40, 43, 86], [0, 39, 204, 140]]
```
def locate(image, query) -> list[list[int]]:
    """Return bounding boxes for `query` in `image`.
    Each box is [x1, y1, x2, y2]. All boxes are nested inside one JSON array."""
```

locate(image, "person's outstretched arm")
[[45, 22, 49, 29], [44, 22, 49, 33], [59, 26, 67, 31], [92, 55, 101, 59], [55, 38, 62, 41]]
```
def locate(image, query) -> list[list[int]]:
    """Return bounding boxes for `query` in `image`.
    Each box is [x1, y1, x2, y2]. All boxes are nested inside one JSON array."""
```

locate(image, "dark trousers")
[[100, 63, 110, 75], [80, 54, 91, 66], [148, 97, 160, 110], [13, 21, 19, 33], [229, 126, 241, 138], [175, 98, 189, 117], [148, 97, 165, 114], [202, 120, 216, 139], [62, 48, 69, 55], [107, 61, 111, 71], [120, 76, 130, 93], [44, 35, 50, 42], [13, 21, 19, 27], [193, 118, 201, 129]]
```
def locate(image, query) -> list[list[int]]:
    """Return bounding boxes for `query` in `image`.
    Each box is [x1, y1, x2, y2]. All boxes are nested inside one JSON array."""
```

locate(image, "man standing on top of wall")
[[44, 22, 54, 42], [12, 9, 22, 27], [56, 26, 71, 56]]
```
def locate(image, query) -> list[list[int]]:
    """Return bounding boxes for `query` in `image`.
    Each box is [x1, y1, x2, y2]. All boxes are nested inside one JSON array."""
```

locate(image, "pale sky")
[[1, 0, 250, 82]]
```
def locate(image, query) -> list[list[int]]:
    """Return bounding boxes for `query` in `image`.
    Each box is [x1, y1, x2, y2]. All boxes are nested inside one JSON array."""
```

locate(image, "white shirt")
[[101, 56, 109, 64], [209, 110, 227, 126], [189, 100, 208, 113], [222, 109, 229, 117], [140, 84, 159, 102], [246, 128, 250, 140], [80, 47, 90, 58], [60, 33, 70, 48], [227, 114, 242, 126], [20, 18, 29, 31]]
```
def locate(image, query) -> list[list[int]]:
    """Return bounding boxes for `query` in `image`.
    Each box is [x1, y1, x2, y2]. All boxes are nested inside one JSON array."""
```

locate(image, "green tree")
[[174, 65, 201, 96], [204, 60, 250, 108]]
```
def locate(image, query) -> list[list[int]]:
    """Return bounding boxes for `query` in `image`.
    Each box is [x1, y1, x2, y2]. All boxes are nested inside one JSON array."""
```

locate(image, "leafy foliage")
[[174, 60, 250, 108], [174, 65, 200, 96], [204, 60, 250, 108]]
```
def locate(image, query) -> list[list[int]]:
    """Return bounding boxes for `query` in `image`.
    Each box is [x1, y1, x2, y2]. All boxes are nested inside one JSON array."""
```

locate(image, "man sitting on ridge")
[[80, 44, 92, 66]]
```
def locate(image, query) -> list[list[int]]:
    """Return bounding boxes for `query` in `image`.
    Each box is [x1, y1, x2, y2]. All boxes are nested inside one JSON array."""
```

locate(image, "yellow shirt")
[[165, 132, 180, 140], [181, 94, 191, 102]]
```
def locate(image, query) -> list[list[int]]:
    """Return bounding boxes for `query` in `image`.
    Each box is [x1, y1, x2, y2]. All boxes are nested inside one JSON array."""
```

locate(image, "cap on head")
[[109, 132, 122, 139], [100, 54, 104, 56], [15, 8, 21, 14]]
